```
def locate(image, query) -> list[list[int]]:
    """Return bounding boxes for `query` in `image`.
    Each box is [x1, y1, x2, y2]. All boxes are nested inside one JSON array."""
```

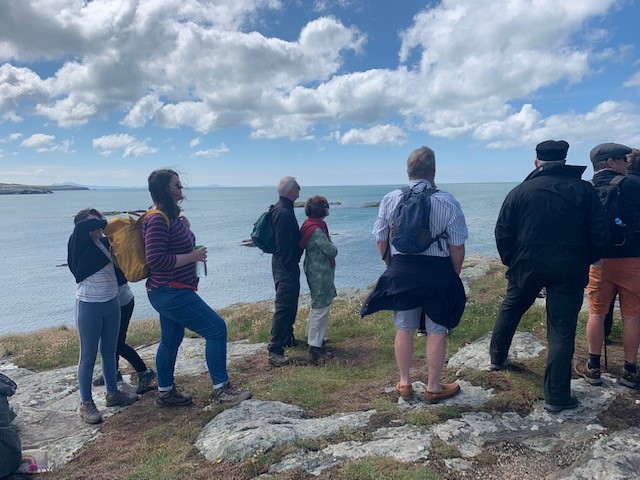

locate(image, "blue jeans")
[[148, 285, 229, 388], [76, 297, 121, 401]]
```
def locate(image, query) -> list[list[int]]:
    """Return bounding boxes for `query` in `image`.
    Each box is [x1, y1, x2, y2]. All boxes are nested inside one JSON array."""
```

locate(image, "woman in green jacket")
[[300, 196, 338, 360]]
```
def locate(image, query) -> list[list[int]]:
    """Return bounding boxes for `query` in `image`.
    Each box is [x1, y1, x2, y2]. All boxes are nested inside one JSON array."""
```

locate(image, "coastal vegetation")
[[0, 261, 634, 479], [0, 183, 88, 195]]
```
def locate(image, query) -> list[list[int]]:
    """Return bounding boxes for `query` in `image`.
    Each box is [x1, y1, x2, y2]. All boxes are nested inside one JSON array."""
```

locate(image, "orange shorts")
[[586, 257, 640, 316]]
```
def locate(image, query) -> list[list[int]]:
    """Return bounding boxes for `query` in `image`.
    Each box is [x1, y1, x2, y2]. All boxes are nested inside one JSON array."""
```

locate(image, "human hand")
[[194, 246, 207, 262]]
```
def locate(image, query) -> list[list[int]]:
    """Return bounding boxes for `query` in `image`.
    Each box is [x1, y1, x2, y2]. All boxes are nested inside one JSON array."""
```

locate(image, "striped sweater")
[[143, 213, 198, 290]]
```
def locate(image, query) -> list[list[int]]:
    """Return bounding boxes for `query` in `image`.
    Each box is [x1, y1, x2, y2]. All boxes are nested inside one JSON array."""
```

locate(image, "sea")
[[0, 183, 515, 335]]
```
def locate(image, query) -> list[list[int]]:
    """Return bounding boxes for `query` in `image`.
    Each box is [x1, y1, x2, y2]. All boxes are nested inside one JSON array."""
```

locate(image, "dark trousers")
[[269, 261, 300, 355], [489, 280, 583, 405], [116, 299, 147, 373]]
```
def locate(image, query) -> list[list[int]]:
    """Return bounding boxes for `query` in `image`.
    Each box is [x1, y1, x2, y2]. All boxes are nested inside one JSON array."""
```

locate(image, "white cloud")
[[92, 134, 157, 157], [0, 132, 22, 143], [121, 94, 163, 128], [189, 137, 201, 148], [335, 125, 407, 146], [191, 143, 230, 158], [21, 133, 55, 148], [0, 64, 50, 122], [624, 71, 640, 88]]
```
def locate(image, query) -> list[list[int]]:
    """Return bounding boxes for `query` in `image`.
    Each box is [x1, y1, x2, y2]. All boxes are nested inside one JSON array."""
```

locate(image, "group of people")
[[4, 140, 639, 442]]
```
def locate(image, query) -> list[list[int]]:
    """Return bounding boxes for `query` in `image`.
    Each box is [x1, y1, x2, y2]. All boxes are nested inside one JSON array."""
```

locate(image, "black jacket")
[[495, 163, 609, 289], [271, 196, 302, 271], [67, 218, 127, 284], [592, 169, 640, 259]]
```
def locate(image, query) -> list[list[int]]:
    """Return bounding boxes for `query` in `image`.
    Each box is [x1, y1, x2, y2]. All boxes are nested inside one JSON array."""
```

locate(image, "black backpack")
[[594, 175, 631, 247], [390, 183, 448, 254], [251, 206, 275, 253]]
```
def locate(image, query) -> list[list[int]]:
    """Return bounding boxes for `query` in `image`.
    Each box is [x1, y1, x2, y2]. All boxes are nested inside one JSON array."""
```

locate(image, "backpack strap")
[[141, 209, 170, 228], [610, 175, 626, 187]]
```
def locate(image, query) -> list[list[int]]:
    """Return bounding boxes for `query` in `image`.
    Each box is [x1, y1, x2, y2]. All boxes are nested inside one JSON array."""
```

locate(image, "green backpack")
[[251, 206, 275, 253]]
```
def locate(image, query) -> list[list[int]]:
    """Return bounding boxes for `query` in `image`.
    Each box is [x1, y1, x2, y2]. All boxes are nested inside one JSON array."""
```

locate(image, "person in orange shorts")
[[577, 142, 640, 389]]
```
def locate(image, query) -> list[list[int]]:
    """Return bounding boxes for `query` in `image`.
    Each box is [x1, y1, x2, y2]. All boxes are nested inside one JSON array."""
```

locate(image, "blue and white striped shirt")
[[373, 179, 468, 257]]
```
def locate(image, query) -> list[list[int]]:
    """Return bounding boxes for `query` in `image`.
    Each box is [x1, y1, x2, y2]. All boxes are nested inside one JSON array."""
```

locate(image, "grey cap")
[[590, 143, 632, 164]]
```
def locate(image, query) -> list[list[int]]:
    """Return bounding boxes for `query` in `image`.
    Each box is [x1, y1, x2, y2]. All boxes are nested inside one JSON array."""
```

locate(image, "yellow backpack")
[[103, 209, 170, 282]]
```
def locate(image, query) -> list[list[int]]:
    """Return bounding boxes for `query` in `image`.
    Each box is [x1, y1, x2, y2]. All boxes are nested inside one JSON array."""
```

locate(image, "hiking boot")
[[575, 361, 602, 386], [106, 389, 139, 407], [79, 400, 103, 424], [425, 383, 461, 404], [93, 370, 123, 386], [211, 382, 253, 404], [268, 352, 292, 367], [544, 395, 579, 414], [308, 346, 333, 360], [155, 386, 193, 407], [618, 369, 639, 389], [136, 369, 156, 394], [396, 382, 414, 400]]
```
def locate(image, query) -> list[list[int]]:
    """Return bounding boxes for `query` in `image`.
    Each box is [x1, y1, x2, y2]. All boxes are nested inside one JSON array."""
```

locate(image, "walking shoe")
[[425, 383, 461, 404], [544, 395, 579, 414], [618, 369, 639, 389], [211, 382, 253, 404], [308, 346, 333, 360], [79, 400, 103, 424], [416, 330, 427, 337], [396, 382, 414, 400], [106, 389, 139, 407], [155, 386, 193, 407], [574, 361, 602, 386], [92, 370, 123, 387], [489, 361, 505, 371], [268, 352, 292, 367], [136, 368, 156, 394]]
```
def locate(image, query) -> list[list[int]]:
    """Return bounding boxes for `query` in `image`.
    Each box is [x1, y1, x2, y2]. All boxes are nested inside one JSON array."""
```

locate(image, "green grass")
[[340, 458, 440, 480]]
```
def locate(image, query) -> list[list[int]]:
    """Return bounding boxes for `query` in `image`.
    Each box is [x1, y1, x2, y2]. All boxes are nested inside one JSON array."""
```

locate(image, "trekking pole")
[[603, 337, 608, 371]]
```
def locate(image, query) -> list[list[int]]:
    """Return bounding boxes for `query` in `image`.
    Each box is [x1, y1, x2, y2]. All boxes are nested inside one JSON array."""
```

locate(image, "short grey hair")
[[277, 176, 298, 196], [407, 146, 436, 180]]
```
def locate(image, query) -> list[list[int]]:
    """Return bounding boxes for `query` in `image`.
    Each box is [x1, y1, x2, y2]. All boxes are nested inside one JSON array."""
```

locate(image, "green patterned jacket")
[[303, 229, 338, 309]]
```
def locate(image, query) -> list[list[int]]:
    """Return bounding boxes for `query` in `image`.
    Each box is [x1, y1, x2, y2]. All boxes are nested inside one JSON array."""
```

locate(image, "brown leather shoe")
[[424, 382, 460, 404], [396, 382, 413, 400]]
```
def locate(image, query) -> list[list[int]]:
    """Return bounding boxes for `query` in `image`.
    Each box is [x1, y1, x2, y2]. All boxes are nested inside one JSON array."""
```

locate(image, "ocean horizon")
[[0, 183, 514, 335]]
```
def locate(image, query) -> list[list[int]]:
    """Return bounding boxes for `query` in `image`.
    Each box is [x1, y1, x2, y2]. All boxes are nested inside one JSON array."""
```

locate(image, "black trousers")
[[489, 280, 583, 405], [268, 261, 300, 355], [0, 395, 21, 479], [116, 299, 147, 373]]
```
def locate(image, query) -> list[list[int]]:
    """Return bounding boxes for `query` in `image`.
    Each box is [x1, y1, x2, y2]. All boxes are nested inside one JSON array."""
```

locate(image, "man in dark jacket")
[[490, 140, 609, 413], [577, 143, 640, 389], [268, 176, 303, 367]]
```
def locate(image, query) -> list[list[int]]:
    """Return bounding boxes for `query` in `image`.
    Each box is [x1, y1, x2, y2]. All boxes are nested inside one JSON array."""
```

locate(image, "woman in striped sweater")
[[143, 169, 251, 407]]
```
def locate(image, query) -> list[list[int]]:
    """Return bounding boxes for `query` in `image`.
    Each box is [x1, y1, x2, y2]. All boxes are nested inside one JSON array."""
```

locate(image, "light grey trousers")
[[307, 305, 331, 348]]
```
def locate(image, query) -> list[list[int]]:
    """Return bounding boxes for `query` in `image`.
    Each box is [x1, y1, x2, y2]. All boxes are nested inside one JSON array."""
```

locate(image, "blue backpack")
[[390, 183, 448, 254]]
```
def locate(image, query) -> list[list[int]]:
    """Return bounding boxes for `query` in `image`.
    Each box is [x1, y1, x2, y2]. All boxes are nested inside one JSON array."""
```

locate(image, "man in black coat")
[[268, 176, 303, 367], [0, 373, 21, 479], [490, 140, 609, 413]]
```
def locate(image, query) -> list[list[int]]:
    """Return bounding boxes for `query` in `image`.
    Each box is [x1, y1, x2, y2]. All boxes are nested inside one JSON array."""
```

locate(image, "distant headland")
[[0, 183, 89, 195]]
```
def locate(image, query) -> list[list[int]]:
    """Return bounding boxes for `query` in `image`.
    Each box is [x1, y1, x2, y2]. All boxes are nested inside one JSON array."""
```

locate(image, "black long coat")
[[495, 163, 609, 290]]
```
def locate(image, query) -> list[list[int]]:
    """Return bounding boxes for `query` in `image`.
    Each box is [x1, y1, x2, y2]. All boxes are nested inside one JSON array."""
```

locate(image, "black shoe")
[[136, 369, 156, 394], [268, 352, 292, 367], [489, 361, 505, 371], [544, 395, 579, 413], [308, 346, 333, 361], [93, 371, 123, 386]]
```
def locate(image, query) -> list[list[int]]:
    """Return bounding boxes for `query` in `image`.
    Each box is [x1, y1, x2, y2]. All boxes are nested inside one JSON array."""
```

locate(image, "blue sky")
[[1, 0, 639, 187]]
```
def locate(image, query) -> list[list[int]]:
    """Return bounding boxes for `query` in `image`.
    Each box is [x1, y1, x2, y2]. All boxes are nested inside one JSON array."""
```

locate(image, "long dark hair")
[[148, 169, 182, 219]]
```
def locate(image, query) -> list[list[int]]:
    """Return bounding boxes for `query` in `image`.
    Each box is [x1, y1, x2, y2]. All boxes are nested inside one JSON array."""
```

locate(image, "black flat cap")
[[590, 143, 633, 164], [536, 140, 569, 161]]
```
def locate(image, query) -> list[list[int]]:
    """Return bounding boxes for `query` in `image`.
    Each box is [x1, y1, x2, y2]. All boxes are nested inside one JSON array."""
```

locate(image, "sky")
[[1, 0, 639, 187]]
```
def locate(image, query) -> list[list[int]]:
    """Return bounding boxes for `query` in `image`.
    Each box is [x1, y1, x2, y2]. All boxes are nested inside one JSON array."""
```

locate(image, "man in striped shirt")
[[361, 146, 468, 404]]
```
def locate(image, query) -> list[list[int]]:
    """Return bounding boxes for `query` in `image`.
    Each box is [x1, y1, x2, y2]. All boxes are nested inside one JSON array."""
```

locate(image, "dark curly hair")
[[148, 169, 182, 219], [304, 196, 329, 219]]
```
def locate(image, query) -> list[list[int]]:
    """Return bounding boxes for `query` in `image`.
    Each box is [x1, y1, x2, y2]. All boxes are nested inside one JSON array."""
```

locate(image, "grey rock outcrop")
[[448, 332, 545, 373], [195, 400, 375, 463]]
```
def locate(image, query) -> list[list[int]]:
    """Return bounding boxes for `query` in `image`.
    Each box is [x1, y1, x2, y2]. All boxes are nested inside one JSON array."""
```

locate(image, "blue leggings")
[[76, 297, 121, 402]]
